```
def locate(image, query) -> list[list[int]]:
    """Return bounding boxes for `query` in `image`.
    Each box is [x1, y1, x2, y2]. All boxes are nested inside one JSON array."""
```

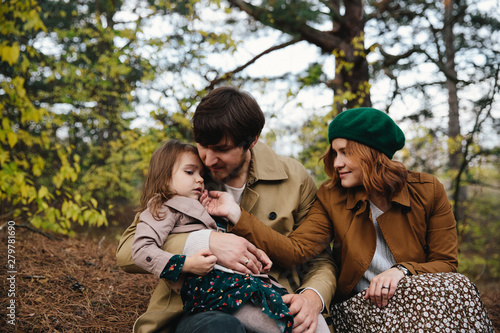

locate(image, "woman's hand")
[[364, 267, 405, 307], [257, 249, 272, 273], [200, 190, 241, 223]]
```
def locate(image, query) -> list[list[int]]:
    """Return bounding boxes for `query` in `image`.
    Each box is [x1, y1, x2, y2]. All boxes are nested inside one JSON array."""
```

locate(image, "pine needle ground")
[[1, 228, 498, 332]]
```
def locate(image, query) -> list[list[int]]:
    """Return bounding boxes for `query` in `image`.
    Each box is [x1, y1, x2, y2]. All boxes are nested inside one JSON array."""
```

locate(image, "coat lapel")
[[241, 186, 259, 212], [165, 196, 218, 230]]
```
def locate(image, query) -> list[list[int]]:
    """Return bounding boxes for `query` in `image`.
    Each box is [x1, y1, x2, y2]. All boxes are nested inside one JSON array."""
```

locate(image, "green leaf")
[[0, 150, 10, 164], [38, 186, 49, 199], [7, 132, 17, 148], [0, 42, 20, 65], [2, 117, 9, 130]]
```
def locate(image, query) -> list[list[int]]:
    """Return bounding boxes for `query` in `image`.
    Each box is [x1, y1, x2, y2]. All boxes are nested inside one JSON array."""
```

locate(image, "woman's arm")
[[235, 203, 333, 268], [203, 191, 334, 269]]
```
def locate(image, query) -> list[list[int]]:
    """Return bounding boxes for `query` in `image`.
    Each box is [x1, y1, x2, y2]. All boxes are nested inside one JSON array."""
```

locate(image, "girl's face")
[[170, 152, 205, 200], [331, 138, 363, 188]]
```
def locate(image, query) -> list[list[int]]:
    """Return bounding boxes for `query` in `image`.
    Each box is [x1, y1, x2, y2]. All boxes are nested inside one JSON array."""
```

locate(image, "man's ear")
[[248, 136, 259, 149]]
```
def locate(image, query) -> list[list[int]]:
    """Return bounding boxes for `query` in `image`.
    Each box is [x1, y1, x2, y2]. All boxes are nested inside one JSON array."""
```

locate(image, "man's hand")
[[182, 249, 217, 275], [282, 290, 323, 333], [209, 232, 264, 274]]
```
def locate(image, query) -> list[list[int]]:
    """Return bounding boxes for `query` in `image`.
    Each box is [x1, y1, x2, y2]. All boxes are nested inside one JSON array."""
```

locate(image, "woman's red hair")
[[321, 140, 407, 200]]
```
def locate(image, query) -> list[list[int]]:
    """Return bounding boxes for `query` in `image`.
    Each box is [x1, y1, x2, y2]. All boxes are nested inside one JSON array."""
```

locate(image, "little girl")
[[132, 140, 295, 333]]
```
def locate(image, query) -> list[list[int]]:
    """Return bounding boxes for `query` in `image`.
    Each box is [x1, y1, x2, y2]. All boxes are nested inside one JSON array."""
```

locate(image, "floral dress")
[[331, 272, 494, 332], [161, 220, 293, 333]]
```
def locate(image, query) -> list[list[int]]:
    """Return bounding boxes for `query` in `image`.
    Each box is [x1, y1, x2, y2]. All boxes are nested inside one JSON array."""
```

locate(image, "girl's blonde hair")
[[139, 140, 199, 220], [321, 140, 408, 201]]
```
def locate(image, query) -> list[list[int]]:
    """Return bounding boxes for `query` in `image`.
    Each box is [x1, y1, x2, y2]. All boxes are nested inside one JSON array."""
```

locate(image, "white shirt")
[[354, 201, 396, 293], [223, 183, 245, 204]]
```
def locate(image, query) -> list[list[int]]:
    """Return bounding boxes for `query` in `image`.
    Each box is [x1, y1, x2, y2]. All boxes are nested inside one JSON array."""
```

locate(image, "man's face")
[[196, 137, 249, 183]]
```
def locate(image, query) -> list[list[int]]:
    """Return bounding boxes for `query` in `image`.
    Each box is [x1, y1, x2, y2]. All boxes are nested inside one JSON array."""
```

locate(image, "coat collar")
[[345, 182, 411, 212], [164, 196, 216, 226], [391, 184, 411, 208], [346, 187, 367, 211], [241, 141, 288, 212], [247, 141, 288, 186]]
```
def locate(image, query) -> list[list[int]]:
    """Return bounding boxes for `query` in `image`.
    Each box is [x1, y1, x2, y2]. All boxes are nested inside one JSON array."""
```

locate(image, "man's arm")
[[297, 252, 337, 311], [183, 227, 266, 275], [289, 170, 337, 332], [293, 172, 337, 311]]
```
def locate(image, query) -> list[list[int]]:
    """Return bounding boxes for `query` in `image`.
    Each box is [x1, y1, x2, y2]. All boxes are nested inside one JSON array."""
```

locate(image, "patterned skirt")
[[181, 270, 293, 333], [331, 273, 494, 332]]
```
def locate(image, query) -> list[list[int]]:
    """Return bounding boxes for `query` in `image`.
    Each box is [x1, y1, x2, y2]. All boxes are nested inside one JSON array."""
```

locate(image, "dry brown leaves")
[[1, 228, 157, 332], [481, 288, 500, 332], [1, 227, 499, 332]]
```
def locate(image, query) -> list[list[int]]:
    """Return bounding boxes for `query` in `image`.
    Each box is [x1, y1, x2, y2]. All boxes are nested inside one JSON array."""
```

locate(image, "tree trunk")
[[444, 0, 460, 168], [328, 0, 372, 111], [444, 0, 466, 222], [227, 0, 372, 112]]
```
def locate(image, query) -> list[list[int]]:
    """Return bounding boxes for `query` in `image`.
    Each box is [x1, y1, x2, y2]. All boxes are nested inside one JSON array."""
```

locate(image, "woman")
[[203, 107, 494, 332]]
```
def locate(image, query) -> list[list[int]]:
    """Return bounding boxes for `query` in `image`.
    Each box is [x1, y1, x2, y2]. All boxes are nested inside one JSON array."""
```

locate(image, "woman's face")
[[331, 138, 363, 188]]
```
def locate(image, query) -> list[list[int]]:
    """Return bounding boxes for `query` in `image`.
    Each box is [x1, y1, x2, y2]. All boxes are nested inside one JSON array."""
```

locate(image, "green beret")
[[328, 107, 405, 159]]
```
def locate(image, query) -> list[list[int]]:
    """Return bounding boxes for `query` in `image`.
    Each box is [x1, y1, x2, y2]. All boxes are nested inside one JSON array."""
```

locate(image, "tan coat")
[[116, 141, 337, 332], [231, 171, 458, 302]]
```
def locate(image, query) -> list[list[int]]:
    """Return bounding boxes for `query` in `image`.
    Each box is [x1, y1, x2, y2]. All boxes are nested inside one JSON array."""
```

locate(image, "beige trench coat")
[[116, 141, 337, 332]]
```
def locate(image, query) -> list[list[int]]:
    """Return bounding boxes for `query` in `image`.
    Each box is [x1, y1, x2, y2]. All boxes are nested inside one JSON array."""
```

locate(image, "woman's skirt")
[[331, 273, 494, 332]]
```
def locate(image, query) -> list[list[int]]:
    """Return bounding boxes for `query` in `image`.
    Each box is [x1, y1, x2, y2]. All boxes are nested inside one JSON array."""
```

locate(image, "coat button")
[[146, 256, 152, 262], [268, 212, 277, 220]]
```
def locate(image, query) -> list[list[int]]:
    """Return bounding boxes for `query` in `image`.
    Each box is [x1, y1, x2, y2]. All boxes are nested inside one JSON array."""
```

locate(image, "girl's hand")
[[364, 267, 405, 307], [200, 190, 241, 223], [257, 249, 273, 273], [182, 249, 217, 276]]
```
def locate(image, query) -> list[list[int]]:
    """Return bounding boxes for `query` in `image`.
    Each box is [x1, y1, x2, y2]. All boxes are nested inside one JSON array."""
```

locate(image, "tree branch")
[[227, 0, 343, 52], [451, 64, 500, 219], [466, 179, 500, 191], [205, 38, 303, 91], [373, 43, 423, 67], [0, 222, 61, 240]]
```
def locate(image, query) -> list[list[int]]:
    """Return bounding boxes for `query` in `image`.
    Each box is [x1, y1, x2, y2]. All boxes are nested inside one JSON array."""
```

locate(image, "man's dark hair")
[[192, 86, 265, 150]]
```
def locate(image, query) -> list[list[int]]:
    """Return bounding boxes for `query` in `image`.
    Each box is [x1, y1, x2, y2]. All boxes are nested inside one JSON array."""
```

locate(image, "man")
[[116, 86, 336, 333]]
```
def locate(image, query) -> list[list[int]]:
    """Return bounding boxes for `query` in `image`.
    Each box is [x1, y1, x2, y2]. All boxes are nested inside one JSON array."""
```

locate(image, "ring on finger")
[[244, 258, 249, 265], [382, 285, 390, 289]]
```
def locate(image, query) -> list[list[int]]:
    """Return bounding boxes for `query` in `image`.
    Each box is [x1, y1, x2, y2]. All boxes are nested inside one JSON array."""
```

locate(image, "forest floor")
[[1, 226, 499, 332]]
